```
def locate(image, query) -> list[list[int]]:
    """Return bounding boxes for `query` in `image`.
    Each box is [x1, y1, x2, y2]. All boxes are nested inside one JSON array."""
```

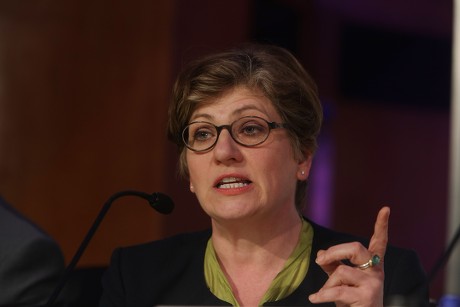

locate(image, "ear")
[[297, 154, 313, 181], [190, 182, 195, 193]]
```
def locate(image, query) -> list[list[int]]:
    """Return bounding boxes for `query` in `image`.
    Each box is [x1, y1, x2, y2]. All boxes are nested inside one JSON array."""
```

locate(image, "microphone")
[[45, 190, 174, 306], [428, 223, 460, 284]]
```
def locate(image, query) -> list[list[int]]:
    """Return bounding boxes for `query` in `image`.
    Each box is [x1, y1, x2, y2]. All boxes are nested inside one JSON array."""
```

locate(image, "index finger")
[[368, 206, 390, 260]]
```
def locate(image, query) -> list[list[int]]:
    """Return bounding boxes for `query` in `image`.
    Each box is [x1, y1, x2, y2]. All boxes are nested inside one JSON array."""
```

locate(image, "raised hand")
[[308, 206, 390, 307]]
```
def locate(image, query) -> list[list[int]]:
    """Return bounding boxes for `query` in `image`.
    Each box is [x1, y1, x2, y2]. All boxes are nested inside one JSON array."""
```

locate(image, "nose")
[[213, 128, 243, 164]]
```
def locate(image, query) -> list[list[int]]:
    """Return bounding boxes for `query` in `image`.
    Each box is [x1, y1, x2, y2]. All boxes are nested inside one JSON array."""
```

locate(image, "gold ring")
[[357, 255, 380, 270]]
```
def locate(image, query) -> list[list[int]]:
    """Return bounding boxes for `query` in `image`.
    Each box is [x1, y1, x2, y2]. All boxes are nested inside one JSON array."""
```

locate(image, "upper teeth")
[[221, 177, 240, 183]]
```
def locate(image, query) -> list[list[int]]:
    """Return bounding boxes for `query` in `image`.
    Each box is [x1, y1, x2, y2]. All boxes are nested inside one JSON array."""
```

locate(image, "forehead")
[[190, 87, 280, 122]]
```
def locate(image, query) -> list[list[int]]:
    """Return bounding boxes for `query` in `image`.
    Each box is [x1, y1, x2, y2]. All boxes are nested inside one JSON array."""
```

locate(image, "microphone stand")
[[45, 190, 173, 306], [428, 223, 460, 284]]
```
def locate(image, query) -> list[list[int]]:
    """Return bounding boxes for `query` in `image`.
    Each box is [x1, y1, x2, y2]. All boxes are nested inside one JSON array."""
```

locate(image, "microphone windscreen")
[[149, 192, 174, 214]]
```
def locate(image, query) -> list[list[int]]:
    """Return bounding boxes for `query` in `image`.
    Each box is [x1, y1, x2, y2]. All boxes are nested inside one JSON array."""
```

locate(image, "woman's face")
[[186, 87, 311, 223]]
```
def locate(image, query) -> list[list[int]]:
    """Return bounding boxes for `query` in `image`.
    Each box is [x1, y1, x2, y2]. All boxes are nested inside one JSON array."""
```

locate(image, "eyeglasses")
[[182, 116, 288, 152]]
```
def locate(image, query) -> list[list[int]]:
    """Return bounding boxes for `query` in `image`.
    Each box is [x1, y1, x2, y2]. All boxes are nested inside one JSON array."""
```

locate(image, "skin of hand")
[[308, 206, 390, 307]]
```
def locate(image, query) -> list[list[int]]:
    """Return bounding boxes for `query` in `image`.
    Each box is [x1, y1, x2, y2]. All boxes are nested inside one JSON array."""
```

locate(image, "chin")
[[209, 208, 257, 223]]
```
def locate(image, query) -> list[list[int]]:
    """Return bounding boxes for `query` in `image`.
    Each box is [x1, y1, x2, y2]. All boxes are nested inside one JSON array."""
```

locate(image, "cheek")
[[254, 149, 298, 181], [186, 154, 208, 188]]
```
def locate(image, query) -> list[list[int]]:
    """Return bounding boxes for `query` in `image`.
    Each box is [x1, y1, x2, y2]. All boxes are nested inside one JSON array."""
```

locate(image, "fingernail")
[[309, 293, 317, 302], [316, 251, 324, 263]]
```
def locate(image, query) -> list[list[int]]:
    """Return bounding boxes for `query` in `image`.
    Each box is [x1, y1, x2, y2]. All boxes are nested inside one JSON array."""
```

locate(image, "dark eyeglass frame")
[[182, 116, 288, 152]]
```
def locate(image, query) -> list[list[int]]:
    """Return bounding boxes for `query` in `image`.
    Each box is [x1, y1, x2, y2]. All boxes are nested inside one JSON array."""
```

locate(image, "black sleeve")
[[383, 247, 430, 307]]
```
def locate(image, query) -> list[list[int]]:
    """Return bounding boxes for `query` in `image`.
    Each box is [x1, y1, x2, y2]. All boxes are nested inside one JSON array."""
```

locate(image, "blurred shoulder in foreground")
[[0, 196, 66, 306]]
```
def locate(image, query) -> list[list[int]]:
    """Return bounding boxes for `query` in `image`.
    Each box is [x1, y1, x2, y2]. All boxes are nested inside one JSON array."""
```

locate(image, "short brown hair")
[[167, 43, 323, 211]]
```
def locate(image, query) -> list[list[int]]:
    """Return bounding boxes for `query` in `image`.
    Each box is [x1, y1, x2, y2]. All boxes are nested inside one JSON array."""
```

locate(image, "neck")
[[210, 208, 303, 265], [209, 208, 304, 306]]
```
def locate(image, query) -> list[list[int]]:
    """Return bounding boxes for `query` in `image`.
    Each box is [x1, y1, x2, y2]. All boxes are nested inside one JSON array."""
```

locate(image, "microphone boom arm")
[[45, 190, 173, 306]]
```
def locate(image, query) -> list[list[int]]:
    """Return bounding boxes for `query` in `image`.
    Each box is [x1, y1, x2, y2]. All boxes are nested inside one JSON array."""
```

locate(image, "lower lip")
[[214, 183, 252, 195]]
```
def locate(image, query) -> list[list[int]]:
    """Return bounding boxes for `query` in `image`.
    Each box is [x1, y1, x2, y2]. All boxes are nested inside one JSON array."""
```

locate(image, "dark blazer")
[[0, 197, 66, 306], [100, 220, 428, 306]]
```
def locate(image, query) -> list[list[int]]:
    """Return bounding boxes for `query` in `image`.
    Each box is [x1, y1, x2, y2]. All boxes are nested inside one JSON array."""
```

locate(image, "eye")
[[237, 119, 268, 137], [190, 123, 216, 142]]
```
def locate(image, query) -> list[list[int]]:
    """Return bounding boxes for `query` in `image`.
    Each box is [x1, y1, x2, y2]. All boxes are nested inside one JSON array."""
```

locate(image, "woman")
[[100, 44, 428, 306]]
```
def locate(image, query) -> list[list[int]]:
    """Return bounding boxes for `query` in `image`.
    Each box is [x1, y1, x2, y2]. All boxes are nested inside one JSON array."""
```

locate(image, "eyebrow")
[[190, 105, 266, 122]]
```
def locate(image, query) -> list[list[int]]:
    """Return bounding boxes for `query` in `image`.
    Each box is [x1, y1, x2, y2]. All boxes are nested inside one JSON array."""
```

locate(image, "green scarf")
[[204, 220, 313, 306]]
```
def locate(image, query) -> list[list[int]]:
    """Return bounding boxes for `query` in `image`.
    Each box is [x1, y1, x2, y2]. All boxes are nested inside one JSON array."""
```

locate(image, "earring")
[[190, 183, 195, 193], [301, 170, 305, 175]]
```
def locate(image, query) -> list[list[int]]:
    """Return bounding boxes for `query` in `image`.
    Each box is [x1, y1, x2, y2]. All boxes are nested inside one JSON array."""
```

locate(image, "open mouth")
[[216, 177, 252, 189]]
